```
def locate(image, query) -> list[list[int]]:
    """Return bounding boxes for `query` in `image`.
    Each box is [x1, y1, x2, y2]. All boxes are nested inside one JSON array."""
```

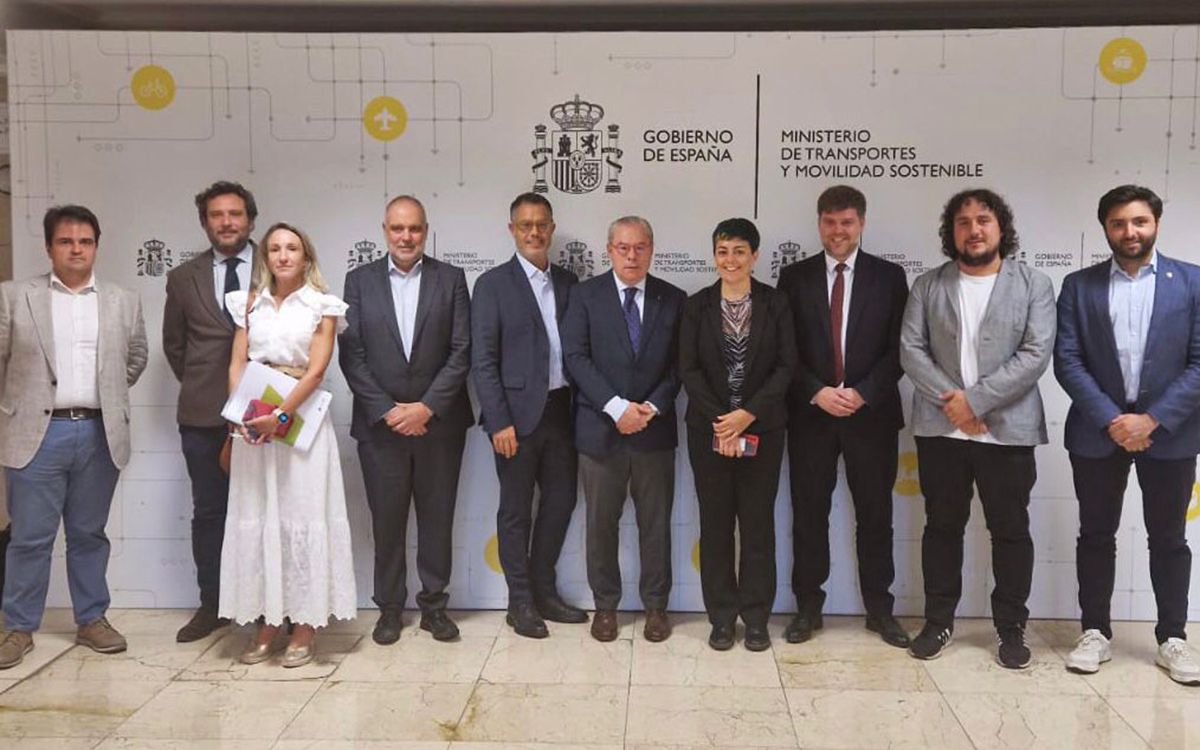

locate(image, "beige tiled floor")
[[1, 609, 1198, 749]]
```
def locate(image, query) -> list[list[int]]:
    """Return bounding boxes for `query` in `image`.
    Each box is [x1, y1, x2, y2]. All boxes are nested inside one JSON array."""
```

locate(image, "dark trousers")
[[687, 427, 785, 628], [788, 414, 898, 617], [579, 447, 675, 611], [179, 425, 231, 611], [1071, 450, 1194, 644], [915, 436, 1036, 631], [494, 388, 578, 605], [358, 431, 466, 612]]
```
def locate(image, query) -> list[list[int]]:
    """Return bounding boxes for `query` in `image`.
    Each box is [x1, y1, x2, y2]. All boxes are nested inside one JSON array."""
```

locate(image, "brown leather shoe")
[[644, 609, 672, 642], [0, 631, 34, 670], [590, 610, 618, 642], [75, 616, 127, 654], [176, 606, 231, 643]]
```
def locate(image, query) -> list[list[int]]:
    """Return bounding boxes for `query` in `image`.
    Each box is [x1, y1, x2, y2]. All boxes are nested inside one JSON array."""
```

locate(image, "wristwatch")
[[272, 408, 290, 425]]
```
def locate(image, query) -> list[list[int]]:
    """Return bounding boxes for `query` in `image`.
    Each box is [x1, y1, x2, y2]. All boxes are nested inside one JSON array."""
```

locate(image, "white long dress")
[[219, 285, 358, 626]]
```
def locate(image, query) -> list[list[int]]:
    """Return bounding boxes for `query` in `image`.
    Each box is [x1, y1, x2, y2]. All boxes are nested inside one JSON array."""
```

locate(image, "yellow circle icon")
[[130, 65, 176, 111], [691, 538, 701, 573], [1098, 37, 1147, 85], [894, 451, 921, 497], [484, 534, 504, 575], [363, 96, 408, 142], [1188, 484, 1200, 522]]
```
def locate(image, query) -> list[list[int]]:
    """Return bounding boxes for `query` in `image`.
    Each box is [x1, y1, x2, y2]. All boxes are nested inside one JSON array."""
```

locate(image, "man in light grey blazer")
[[900, 189, 1055, 669], [0, 205, 148, 670]]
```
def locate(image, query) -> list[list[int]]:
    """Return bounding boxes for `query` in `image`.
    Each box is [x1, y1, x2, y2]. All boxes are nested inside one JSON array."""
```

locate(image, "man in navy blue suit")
[[471, 192, 587, 638], [1055, 184, 1200, 684], [561, 216, 686, 643]]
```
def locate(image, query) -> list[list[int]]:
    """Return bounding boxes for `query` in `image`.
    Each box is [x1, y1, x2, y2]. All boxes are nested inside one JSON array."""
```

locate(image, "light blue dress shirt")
[[212, 244, 253, 306], [516, 253, 568, 390], [1109, 251, 1157, 404], [389, 257, 422, 360]]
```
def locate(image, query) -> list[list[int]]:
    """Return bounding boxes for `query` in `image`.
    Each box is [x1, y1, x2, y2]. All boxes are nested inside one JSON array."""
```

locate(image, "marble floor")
[[0, 609, 1197, 749]]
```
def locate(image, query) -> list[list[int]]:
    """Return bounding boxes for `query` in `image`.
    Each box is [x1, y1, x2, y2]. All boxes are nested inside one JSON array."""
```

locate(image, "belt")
[[267, 363, 307, 379], [51, 407, 101, 420]]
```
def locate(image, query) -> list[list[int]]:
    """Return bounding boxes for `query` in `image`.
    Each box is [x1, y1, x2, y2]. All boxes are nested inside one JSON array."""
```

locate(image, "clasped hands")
[[813, 386, 865, 417], [713, 408, 756, 457], [1107, 412, 1157, 453], [384, 401, 433, 436], [236, 412, 280, 445], [939, 389, 988, 435]]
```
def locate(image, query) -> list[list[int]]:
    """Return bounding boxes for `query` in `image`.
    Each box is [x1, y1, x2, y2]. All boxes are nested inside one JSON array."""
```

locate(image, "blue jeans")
[[3, 417, 119, 631]]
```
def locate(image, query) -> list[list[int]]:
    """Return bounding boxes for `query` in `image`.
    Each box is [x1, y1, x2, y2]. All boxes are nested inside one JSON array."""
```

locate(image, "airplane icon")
[[373, 107, 399, 131]]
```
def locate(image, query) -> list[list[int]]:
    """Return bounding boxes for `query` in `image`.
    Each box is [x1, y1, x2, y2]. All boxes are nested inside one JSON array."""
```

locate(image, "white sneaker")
[[1155, 638, 1200, 685], [1065, 629, 1111, 673]]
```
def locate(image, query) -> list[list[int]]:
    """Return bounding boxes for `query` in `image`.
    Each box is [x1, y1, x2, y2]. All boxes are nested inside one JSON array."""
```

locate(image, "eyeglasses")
[[514, 221, 553, 234], [611, 243, 651, 256]]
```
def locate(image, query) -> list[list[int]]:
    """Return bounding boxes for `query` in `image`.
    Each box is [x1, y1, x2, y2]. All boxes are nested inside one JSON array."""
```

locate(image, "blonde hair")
[[251, 221, 329, 294]]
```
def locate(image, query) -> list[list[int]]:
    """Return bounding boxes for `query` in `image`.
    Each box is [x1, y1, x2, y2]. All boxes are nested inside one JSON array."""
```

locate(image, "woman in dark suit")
[[679, 218, 797, 652]]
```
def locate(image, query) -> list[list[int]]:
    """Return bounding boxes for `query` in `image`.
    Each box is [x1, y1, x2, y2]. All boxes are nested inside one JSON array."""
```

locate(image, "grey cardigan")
[[899, 258, 1056, 446]]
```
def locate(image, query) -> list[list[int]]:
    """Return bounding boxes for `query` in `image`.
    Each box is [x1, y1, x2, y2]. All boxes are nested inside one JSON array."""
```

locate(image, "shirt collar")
[[613, 272, 647, 295], [825, 247, 859, 273], [255, 283, 321, 309], [213, 243, 254, 267], [516, 252, 551, 280], [50, 272, 97, 294], [390, 256, 423, 278], [1110, 250, 1157, 281]]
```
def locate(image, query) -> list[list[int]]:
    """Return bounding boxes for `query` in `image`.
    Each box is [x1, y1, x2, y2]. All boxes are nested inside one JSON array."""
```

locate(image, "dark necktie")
[[623, 286, 641, 356], [223, 256, 241, 325], [830, 262, 846, 385]]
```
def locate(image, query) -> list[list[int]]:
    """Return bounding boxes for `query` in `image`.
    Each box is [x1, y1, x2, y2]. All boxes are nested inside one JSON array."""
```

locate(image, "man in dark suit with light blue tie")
[[471, 192, 587, 638], [340, 195, 473, 645], [1055, 184, 1200, 684], [561, 216, 686, 643]]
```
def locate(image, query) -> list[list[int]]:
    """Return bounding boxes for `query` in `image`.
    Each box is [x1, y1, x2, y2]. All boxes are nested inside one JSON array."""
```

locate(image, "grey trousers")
[[579, 447, 675, 611]]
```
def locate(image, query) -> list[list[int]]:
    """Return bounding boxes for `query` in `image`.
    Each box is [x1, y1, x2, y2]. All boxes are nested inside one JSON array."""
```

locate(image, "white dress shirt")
[[825, 248, 858, 386], [212, 244, 254, 307], [50, 273, 100, 409], [603, 274, 658, 422], [516, 253, 568, 390], [389, 257, 423, 359]]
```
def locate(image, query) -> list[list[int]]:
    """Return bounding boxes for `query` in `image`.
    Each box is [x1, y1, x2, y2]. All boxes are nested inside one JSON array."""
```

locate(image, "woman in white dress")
[[222, 222, 357, 667]]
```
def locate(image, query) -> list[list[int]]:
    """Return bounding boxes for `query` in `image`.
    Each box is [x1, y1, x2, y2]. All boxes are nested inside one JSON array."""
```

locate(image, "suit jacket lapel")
[[26, 278, 57, 378], [809, 259, 833, 362], [1086, 262, 1119, 376], [843, 253, 869, 366], [601, 271, 636, 360], [744, 281, 767, 376], [96, 283, 120, 368], [1139, 256, 1173, 388], [410, 257, 441, 358], [375, 258, 409, 363], [192, 251, 234, 330], [638, 277, 664, 360], [550, 264, 571, 324]]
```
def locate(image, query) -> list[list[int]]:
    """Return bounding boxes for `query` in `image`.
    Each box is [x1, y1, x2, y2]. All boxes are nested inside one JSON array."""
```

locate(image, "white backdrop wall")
[[6, 27, 1200, 620]]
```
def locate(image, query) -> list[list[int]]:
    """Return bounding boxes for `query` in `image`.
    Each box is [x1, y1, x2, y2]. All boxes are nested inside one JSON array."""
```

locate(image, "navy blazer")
[[777, 249, 908, 430], [679, 278, 798, 435], [1055, 253, 1200, 459], [339, 255, 473, 442], [471, 254, 578, 437], [561, 270, 687, 457]]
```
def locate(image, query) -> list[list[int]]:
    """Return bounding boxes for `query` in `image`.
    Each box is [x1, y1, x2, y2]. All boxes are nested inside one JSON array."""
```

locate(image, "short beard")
[[957, 245, 1000, 268], [1108, 232, 1156, 263]]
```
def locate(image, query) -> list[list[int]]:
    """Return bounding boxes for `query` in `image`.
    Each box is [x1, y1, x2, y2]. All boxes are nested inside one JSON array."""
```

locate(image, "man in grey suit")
[[561, 216, 686, 643], [0, 205, 148, 670], [162, 181, 256, 642], [340, 195, 473, 644], [900, 188, 1055, 669]]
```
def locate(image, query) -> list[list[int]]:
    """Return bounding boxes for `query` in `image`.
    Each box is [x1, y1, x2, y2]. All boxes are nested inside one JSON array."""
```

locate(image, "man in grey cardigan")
[[900, 188, 1055, 669]]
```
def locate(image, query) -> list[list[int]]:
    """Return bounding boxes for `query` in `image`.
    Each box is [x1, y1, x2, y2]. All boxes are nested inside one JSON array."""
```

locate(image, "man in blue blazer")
[[471, 193, 587, 638], [1055, 184, 1200, 684], [340, 195, 473, 645], [561, 216, 686, 643]]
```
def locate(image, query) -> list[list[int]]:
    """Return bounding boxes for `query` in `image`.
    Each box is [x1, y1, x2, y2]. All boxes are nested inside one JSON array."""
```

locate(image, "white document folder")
[[220, 360, 332, 452]]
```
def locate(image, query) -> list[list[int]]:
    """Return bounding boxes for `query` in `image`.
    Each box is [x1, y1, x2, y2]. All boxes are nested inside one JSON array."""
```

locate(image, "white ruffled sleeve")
[[318, 292, 350, 334], [224, 290, 250, 328]]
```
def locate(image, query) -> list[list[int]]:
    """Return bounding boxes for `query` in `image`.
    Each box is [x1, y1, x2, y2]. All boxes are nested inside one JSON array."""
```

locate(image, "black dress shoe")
[[506, 602, 549, 639], [176, 606, 231, 643], [372, 608, 404, 645], [784, 612, 823, 644], [535, 594, 588, 624], [420, 610, 461, 642], [744, 623, 771, 652], [708, 622, 735, 651], [865, 614, 911, 649]]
